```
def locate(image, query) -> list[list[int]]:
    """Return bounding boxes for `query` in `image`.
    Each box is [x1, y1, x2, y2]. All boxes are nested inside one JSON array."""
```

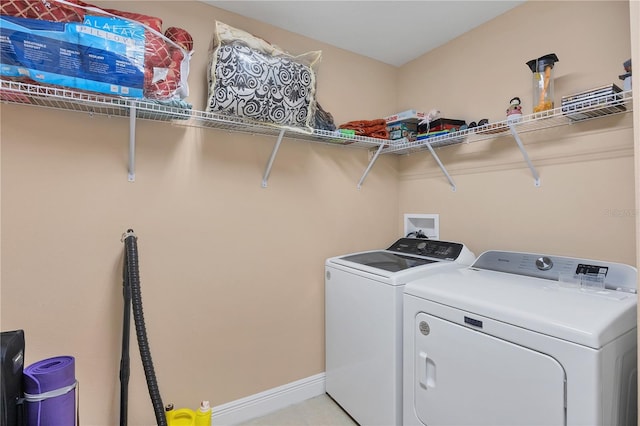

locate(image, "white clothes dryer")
[[325, 238, 475, 426], [403, 250, 637, 426]]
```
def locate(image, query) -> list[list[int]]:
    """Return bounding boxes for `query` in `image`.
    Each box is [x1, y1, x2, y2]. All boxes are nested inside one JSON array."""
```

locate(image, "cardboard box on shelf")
[[387, 122, 418, 132], [385, 109, 426, 125], [387, 121, 418, 140], [389, 129, 417, 140]]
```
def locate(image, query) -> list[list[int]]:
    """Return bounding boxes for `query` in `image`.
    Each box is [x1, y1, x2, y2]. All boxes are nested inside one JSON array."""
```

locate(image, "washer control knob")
[[535, 256, 553, 271]]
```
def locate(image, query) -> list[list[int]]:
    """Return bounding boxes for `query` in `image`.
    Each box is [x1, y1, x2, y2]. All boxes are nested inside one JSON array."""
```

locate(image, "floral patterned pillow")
[[206, 21, 321, 133]]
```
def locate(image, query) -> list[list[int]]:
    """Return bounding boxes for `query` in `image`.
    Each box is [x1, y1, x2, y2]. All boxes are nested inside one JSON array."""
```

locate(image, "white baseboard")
[[211, 373, 326, 425]]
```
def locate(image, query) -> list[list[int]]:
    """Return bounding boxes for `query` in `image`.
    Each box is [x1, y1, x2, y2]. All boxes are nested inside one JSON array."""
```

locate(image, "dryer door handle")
[[418, 351, 436, 389]]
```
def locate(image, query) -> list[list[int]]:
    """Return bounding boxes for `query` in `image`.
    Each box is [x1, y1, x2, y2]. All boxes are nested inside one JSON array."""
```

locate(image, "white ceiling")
[[204, 1, 525, 67]]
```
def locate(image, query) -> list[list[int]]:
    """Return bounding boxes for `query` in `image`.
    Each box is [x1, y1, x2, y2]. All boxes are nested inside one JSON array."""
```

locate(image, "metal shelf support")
[[426, 142, 457, 192], [358, 142, 386, 189], [508, 123, 540, 187], [262, 128, 286, 188], [128, 102, 136, 182]]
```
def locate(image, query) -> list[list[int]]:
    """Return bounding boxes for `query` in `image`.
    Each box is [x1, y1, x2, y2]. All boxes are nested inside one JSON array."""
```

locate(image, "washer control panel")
[[387, 238, 464, 261], [472, 250, 637, 293]]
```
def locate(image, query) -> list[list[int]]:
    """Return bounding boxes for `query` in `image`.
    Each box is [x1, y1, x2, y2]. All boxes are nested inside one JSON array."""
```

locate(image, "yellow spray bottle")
[[195, 400, 212, 426]]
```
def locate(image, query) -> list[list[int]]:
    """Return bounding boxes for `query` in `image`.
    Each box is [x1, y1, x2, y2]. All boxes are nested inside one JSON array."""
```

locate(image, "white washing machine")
[[403, 250, 638, 426], [325, 238, 475, 426]]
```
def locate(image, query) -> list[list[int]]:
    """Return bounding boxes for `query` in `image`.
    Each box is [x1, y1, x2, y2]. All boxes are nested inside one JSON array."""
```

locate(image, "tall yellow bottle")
[[194, 400, 212, 426]]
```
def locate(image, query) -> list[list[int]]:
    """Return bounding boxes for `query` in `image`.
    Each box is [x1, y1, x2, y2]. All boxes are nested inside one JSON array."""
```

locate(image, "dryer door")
[[413, 312, 566, 426]]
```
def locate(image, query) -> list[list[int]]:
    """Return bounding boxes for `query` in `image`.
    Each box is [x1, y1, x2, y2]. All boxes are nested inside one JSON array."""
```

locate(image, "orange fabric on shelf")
[[368, 129, 390, 139], [339, 119, 389, 139], [339, 119, 386, 129]]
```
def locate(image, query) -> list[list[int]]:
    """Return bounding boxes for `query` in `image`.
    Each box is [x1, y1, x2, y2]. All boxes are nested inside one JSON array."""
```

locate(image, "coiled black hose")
[[121, 230, 167, 426]]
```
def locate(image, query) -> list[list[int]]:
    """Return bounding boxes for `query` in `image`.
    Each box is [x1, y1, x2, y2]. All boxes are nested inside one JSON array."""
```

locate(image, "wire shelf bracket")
[[262, 128, 286, 188], [426, 142, 457, 191], [128, 102, 136, 182], [508, 123, 540, 187], [358, 142, 386, 189]]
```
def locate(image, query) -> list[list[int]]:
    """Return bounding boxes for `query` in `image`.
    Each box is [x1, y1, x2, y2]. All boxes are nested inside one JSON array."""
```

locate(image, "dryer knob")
[[535, 256, 553, 271]]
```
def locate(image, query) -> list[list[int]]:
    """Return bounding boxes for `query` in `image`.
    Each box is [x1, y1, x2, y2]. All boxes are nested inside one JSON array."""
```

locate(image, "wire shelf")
[[1, 78, 632, 188], [184, 108, 392, 149], [0, 79, 193, 121], [382, 90, 633, 155], [0, 79, 392, 149]]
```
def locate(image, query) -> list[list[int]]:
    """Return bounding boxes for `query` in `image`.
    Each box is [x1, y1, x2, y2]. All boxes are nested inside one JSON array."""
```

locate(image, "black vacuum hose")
[[120, 245, 131, 426], [121, 230, 167, 426]]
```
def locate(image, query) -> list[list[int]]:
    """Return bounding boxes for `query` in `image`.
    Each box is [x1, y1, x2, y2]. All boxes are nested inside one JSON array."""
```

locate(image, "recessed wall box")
[[404, 214, 439, 239]]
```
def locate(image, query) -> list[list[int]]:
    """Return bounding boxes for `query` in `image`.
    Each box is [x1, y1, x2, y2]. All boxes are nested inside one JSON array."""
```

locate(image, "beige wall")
[[396, 1, 636, 265], [0, 1, 637, 425], [0, 2, 399, 424]]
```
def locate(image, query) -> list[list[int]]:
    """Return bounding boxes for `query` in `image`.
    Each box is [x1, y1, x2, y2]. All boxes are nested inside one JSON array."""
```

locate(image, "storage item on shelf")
[[419, 117, 466, 133], [313, 101, 337, 131], [561, 84, 626, 121], [0, 0, 84, 22], [146, 26, 193, 101], [416, 130, 450, 140], [384, 109, 426, 124], [0, 14, 145, 98], [0, 0, 193, 102], [619, 58, 632, 92], [385, 108, 467, 143], [206, 20, 321, 133], [339, 118, 389, 139], [526, 53, 559, 113], [506, 97, 523, 123], [386, 110, 436, 142], [338, 129, 356, 136], [388, 121, 418, 140]]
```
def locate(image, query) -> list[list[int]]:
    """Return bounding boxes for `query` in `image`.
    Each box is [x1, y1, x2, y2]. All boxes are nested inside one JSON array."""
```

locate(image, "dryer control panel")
[[387, 238, 464, 261], [472, 251, 637, 293]]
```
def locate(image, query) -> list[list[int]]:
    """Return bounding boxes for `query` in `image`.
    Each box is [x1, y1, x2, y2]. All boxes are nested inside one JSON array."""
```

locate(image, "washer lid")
[[328, 251, 447, 284], [405, 263, 637, 349], [338, 251, 438, 272], [326, 239, 475, 285]]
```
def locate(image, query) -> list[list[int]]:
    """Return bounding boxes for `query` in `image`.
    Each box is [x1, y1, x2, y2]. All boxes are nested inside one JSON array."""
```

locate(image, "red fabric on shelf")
[[339, 119, 390, 139]]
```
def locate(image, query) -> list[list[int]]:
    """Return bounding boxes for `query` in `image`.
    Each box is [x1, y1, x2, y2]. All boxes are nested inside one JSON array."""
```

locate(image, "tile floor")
[[237, 394, 357, 426]]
